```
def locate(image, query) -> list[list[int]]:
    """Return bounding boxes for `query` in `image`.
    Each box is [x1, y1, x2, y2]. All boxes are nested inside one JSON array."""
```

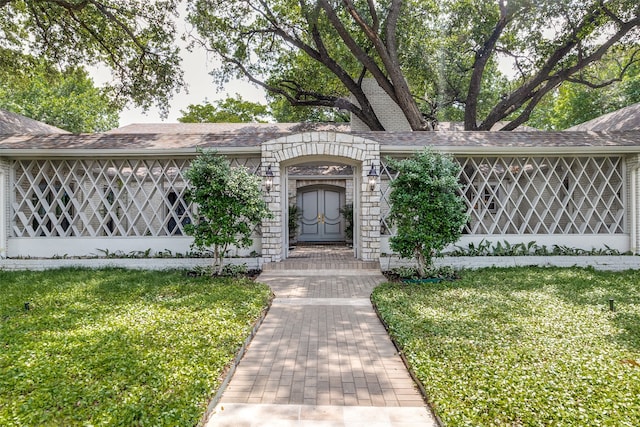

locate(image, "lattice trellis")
[[380, 155, 625, 236], [11, 157, 262, 238]]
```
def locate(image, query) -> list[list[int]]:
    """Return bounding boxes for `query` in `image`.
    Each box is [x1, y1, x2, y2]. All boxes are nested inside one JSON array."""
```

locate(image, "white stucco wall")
[[0, 158, 8, 258]]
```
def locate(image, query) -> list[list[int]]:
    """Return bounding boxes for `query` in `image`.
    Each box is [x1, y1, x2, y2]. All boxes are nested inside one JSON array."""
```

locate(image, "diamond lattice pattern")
[[12, 157, 261, 237], [380, 156, 625, 236]]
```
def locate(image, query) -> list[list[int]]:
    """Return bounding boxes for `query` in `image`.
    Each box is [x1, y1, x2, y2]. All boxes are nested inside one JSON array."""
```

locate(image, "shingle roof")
[[369, 130, 640, 149], [435, 121, 538, 131], [0, 132, 265, 150], [110, 121, 537, 133], [0, 109, 70, 134], [566, 103, 640, 131], [108, 122, 350, 134], [1, 130, 638, 154]]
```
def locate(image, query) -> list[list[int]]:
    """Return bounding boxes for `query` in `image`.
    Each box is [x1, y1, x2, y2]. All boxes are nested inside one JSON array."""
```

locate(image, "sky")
[[90, 11, 266, 127], [122, 53, 266, 125]]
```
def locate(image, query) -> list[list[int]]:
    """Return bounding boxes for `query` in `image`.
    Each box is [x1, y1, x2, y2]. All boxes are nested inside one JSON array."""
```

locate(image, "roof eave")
[[380, 144, 640, 156], [0, 146, 261, 158]]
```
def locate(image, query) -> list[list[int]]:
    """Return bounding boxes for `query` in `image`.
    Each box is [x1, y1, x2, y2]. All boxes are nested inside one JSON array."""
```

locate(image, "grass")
[[0, 268, 271, 426], [372, 267, 640, 426]]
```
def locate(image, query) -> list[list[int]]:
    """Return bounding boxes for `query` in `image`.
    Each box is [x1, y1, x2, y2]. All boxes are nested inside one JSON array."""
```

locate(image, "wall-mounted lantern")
[[264, 165, 274, 193], [367, 163, 378, 191]]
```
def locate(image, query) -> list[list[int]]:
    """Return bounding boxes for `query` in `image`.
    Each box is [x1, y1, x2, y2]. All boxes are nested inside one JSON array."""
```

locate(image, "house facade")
[[1, 124, 640, 264]]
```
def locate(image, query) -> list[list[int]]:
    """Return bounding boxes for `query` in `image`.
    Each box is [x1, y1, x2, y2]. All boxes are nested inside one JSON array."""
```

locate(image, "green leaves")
[[178, 95, 270, 123], [0, 268, 271, 426], [388, 149, 468, 277], [186, 0, 639, 130], [0, 0, 183, 115], [185, 150, 271, 274], [373, 267, 640, 426], [0, 60, 119, 132]]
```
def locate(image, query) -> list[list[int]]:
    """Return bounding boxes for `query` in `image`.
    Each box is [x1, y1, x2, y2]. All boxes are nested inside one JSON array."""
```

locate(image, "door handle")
[[318, 213, 325, 224]]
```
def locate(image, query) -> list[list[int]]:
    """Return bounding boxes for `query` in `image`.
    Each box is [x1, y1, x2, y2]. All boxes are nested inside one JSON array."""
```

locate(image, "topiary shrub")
[[387, 148, 468, 277], [185, 150, 271, 275]]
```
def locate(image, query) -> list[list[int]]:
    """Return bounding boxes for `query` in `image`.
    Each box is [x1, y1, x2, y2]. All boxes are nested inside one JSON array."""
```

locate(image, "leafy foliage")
[[0, 60, 119, 132], [186, 0, 640, 130], [178, 95, 269, 123], [288, 204, 302, 241], [0, 0, 183, 114], [450, 239, 629, 256], [529, 47, 640, 130], [386, 265, 458, 281], [372, 267, 640, 426], [339, 203, 354, 242], [185, 150, 271, 275], [0, 268, 271, 426], [388, 149, 467, 277], [268, 94, 350, 123]]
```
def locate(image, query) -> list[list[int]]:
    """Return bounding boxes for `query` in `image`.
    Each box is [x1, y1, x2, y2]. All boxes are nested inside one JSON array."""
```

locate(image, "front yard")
[[372, 267, 640, 426], [0, 268, 271, 426]]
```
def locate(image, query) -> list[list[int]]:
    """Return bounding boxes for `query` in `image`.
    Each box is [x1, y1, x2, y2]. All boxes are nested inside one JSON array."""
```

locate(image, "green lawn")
[[0, 268, 271, 426], [372, 267, 640, 426]]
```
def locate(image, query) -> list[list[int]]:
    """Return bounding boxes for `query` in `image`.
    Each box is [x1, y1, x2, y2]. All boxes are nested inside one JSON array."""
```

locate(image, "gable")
[[0, 109, 70, 134], [566, 103, 640, 131]]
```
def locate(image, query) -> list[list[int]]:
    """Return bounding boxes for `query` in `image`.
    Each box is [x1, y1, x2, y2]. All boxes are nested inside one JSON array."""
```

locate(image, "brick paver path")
[[205, 246, 437, 426]]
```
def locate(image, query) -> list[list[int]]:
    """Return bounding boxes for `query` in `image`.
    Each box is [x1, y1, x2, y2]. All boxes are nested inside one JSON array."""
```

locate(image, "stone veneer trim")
[[261, 132, 380, 262]]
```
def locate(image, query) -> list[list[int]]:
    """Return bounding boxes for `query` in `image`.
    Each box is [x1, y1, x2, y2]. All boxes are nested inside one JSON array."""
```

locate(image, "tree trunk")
[[415, 249, 427, 278], [212, 245, 224, 276]]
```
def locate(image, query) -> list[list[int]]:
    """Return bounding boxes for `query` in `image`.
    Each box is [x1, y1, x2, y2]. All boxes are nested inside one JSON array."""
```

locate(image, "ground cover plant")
[[0, 268, 271, 426], [372, 267, 640, 426]]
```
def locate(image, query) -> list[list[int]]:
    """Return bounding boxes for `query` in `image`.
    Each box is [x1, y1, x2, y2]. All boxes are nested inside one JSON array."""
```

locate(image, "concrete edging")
[[3, 255, 640, 272], [0, 257, 263, 271], [370, 296, 444, 427], [380, 255, 640, 272], [199, 291, 275, 427]]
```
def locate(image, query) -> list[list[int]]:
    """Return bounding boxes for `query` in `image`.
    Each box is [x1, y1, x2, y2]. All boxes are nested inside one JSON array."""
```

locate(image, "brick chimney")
[[350, 79, 412, 131]]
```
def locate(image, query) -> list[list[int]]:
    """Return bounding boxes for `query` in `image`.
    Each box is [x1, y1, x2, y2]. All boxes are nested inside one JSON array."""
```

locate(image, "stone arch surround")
[[261, 132, 380, 262]]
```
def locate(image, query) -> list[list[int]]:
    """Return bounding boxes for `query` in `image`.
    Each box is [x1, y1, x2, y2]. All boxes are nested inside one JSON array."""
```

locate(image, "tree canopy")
[[529, 48, 640, 129], [187, 0, 640, 131], [0, 59, 119, 132], [178, 95, 269, 123], [1, 0, 184, 115], [178, 94, 350, 123]]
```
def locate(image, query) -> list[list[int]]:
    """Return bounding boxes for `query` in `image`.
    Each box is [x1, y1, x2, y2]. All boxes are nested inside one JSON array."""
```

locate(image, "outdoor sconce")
[[367, 163, 378, 191], [264, 165, 274, 193]]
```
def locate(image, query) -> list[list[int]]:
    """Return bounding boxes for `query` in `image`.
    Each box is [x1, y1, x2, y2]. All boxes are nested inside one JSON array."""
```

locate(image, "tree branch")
[[212, 49, 380, 127], [340, 0, 429, 130], [567, 49, 640, 88], [481, 3, 640, 130], [317, 0, 392, 94], [464, 0, 509, 130]]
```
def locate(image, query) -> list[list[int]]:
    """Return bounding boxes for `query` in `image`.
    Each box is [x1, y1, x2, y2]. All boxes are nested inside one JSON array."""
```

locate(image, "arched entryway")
[[260, 132, 381, 263]]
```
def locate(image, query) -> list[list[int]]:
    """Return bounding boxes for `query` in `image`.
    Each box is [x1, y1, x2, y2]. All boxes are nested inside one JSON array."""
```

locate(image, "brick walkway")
[[205, 246, 437, 426]]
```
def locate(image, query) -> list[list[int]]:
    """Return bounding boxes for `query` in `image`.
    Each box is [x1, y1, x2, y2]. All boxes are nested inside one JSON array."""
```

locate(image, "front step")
[[262, 260, 381, 271]]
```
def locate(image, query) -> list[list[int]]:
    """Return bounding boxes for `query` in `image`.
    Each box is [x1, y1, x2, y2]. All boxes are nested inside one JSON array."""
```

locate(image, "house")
[[566, 103, 640, 131], [1, 98, 639, 264], [0, 108, 69, 134]]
